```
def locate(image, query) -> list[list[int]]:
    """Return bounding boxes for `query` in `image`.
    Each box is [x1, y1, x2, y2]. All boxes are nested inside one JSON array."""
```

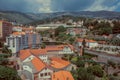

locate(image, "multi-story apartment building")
[[0, 20, 12, 41], [5, 31, 41, 54]]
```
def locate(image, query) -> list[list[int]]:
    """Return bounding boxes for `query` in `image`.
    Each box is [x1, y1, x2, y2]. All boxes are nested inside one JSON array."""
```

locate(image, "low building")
[[46, 44, 74, 56], [23, 57, 53, 80], [19, 49, 74, 80], [76, 38, 98, 48]]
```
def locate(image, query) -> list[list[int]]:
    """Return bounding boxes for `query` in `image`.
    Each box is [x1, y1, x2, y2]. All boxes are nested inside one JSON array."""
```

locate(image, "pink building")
[[0, 20, 12, 41]]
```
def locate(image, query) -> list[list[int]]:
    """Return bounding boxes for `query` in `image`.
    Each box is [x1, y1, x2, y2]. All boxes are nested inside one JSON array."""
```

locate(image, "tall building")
[[0, 20, 12, 41], [5, 31, 41, 54]]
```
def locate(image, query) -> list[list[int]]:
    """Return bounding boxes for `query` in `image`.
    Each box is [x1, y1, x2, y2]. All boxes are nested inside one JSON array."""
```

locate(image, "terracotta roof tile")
[[20, 49, 31, 61], [31, 57, 46, 73], [52, 70, 74, 80], [46, 46, 63, 51], [30, 49, 47, 56], [12, 31, 26, 35], [77, 38, 97, 43], [46, 44, 74, 52], [19, 49, 47, 61], [50, 57, 70, 69]]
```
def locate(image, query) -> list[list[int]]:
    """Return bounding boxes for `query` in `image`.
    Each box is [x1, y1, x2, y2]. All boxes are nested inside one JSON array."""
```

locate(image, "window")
[[45, 73, 47, 76], [40, 73, 43, 77], [48, 72, 51, 76]]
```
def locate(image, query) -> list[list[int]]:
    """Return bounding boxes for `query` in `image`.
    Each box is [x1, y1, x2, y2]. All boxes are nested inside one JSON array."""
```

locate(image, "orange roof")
[[50, 57, 70, 69], [52, 70, 74, 80], [22, 27, 34, 30], [30, 49, 47, 56], [19, 49, 47, 61], [77, 38, 97, 43], [12, 31, 26, 35], [46, 46, 63, 51], [46, 44, 74, 52], [20, 49, 31, 61], [31, 57, 46, 73], [64, 44, 74, 50]]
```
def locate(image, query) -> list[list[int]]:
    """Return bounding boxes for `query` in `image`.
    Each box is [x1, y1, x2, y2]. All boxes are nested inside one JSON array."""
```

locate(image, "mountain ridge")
[[0, 10, 120, 24]]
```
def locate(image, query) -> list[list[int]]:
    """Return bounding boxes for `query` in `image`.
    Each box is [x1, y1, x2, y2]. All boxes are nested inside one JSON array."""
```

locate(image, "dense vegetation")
[[0, 66, 21, 80]]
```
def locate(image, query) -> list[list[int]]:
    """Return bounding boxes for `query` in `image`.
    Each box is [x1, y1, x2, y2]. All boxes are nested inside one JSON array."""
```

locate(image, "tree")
[[0, 66, 21, 80], [0, 54, 10, 66], [55, 26, 66, 36], [41, 43, 46, 49], [107, 60, 116, 69], [108, 75, 119, 80], [69, 37, 75, 44], [87, 65, 104, 77], [77, 67, 95, 80], [2, 45, 12, 56]]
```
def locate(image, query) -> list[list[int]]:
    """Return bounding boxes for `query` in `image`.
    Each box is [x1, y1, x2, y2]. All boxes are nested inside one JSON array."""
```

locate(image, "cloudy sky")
[[0, 0, 120, 13]]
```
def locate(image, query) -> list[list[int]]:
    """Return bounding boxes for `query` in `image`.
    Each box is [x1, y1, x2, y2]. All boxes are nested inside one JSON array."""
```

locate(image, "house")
[[30, 49, 48, 63], [52, 70, 74, 80], [76, 38, 98, 48], [45, 44, 74, 57], [19, 49, 48, 63], [19, 49, 52, 80], [22, 57, 53, 80], [67, 28, 87, 36], [19, 49, 74, 80]]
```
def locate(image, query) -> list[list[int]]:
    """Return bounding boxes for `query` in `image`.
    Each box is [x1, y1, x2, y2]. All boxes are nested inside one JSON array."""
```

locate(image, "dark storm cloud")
[[0, 0, 120, 13], [51, 0, 94, 12]]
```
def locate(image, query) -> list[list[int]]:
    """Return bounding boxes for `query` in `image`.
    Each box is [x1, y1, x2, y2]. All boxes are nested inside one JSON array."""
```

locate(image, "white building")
[[22, 57, 53, 80], [76, 38, 98, 48], [46, 44, 74, 55]]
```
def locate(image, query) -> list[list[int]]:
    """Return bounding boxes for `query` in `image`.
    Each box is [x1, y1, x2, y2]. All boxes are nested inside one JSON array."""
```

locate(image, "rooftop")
[[19, 49, 47, 61], [77, 38, 97, 43], [50, 57, 70, 69], [52, 70, 74, 80], [31, 57, 46, 73], [20, 49, 31, 61]]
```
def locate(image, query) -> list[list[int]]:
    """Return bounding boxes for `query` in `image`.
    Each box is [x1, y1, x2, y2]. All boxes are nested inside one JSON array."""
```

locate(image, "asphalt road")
[[85, 49, 120, 63]]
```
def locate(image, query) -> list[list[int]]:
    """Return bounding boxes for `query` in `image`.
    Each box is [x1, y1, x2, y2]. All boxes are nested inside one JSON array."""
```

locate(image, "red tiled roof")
[[19, 49, 47, 61], [20, 49, 31, 61], [46, 46, 63, 51], [12, 31, 26, 35], [31, 57, 46, 73], [77, 38, 97, 43], [46, 44, 74, 52], [50, 57, 70, 69], [30, 49, 47, 56], [52, 70, 74, 80]]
